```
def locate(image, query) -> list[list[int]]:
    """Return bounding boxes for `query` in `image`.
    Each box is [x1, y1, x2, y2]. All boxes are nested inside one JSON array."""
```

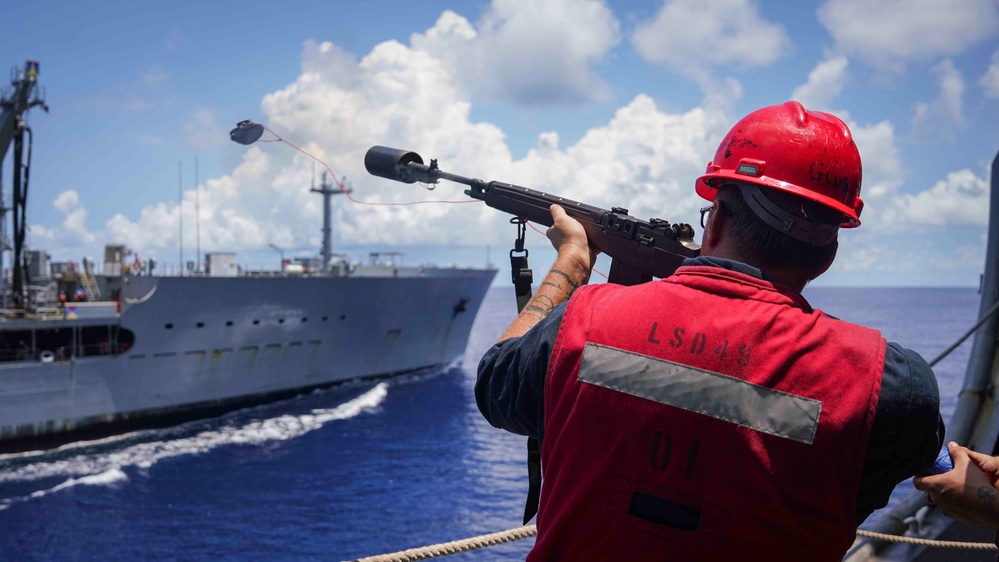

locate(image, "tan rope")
[[856, 529, 997, 550], [346, 525, 538, 562], [346, 525, 999, 561]]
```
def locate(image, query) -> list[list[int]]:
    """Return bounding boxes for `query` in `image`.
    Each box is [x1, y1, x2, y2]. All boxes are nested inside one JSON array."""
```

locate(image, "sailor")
[[476, 101, 944, 560], [58, 263, 78, 302]]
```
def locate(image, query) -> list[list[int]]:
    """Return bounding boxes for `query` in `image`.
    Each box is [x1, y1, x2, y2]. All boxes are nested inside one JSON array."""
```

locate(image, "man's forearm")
[[497, 253, 591, 341]]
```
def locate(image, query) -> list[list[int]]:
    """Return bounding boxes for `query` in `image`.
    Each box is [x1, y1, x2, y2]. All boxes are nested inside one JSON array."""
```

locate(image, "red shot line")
[[262, 125, 607, 279], [260, 126, 479, 206]]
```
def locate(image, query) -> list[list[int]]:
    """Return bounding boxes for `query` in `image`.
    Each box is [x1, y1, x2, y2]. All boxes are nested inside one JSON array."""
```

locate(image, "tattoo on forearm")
[[523, 305, 550, 319], [533, 295, 555, 309], [551, 269, 581, 291], [518, 271, 580, 326], [978, 486, 998, 508], [522, 295, 556, 319]]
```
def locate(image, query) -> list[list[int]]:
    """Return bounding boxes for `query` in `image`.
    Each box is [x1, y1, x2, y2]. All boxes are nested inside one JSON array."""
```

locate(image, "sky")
[[2, 0, 999, 286]]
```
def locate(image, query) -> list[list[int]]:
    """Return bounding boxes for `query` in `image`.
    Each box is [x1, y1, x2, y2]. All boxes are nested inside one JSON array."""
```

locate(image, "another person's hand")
[[914, 442, 999, 528], [546, 204, 599, 274]]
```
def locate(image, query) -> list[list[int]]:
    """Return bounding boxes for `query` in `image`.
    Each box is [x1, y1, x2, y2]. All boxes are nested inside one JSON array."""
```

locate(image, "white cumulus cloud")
[[183, 108, 227, 151], [53, 191, 81, 214], [790, 57, 849, 111], [912, 59, 967, 140], [105, 146, 296, 255], [412, 0, 620, 105], [513, 95, 727, 221], [631, 0, 790, 71], [850, 119, 903, 203], [30, 190, 95, 252], [818, 0, 999, 69], [980, 48, 999, 99], [881, 168, 989, 227]]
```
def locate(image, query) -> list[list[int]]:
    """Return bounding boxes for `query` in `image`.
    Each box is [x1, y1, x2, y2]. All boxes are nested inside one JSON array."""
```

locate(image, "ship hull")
[[0, 268, 495, 452]]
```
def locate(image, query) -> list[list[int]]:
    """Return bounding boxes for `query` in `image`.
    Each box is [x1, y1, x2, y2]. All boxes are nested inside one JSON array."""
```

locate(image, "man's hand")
[[546, 204, 598, 276], [914, 442, 999, 528], [495, 205, 601, 342]]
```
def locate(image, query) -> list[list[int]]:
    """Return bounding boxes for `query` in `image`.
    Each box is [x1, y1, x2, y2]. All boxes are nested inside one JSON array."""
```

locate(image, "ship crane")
[[0, 60, 48, 312]]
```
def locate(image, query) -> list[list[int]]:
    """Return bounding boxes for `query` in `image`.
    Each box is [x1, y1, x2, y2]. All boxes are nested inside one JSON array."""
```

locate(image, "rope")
[[346, 525, 537, 562], [929, 298, 999, 367], [856, 529, 996, 550], [348, 525, 999, 561]]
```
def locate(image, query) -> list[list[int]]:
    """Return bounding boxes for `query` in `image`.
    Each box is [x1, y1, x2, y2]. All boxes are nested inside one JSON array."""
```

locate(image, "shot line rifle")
[[364, 146, 701, 287]]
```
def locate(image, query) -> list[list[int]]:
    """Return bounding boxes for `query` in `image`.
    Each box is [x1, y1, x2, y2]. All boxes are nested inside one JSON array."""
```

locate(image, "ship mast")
[[310, 171, 350, 272], [0, 61, 47, 311]]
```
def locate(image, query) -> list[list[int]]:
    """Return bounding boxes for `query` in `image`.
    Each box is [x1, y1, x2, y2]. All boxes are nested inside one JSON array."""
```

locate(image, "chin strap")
[[738, 183, 838, 246]]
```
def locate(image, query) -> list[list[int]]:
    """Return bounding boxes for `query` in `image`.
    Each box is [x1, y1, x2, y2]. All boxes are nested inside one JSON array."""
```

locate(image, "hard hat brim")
[[696, 171, 862, 228]]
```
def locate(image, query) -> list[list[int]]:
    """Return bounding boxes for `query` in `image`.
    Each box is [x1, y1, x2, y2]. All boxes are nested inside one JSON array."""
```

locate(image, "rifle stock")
[[364, 146, 701, 286]]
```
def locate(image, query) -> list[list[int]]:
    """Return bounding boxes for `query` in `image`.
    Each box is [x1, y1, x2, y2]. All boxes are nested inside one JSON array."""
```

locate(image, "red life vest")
[[532, 265, 885, 561]]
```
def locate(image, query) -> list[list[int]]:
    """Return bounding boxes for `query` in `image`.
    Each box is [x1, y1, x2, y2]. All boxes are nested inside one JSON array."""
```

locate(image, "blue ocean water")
[[0, 286, 981, 561]]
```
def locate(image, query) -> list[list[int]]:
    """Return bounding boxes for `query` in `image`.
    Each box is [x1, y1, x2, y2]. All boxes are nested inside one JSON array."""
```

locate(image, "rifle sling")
[[507, 219, 541, 524]]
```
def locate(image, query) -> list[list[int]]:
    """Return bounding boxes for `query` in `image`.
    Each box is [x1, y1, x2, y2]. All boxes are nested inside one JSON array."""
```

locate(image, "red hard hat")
[[696, 101, 863, 227]]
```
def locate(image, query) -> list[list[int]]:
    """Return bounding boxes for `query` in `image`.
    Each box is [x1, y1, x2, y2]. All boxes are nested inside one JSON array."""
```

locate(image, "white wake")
[[0, 383, 388, 510]]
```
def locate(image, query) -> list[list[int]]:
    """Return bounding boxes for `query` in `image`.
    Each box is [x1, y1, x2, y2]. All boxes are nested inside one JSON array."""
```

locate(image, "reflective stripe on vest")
[[579, 342, 822, 445]]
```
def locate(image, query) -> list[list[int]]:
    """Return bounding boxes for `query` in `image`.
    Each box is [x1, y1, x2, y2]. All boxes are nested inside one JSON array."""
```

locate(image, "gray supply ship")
[[0, 61, 495, 453]]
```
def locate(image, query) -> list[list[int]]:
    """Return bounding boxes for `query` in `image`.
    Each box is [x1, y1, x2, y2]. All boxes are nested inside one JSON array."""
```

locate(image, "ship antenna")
[[178, 161, 184, 275], [195, 156, 201, 275], [311, 171, 351, 273]]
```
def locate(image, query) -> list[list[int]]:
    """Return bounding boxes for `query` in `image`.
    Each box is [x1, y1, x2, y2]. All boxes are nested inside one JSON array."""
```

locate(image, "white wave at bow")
[[0, 383, 388, 507]]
